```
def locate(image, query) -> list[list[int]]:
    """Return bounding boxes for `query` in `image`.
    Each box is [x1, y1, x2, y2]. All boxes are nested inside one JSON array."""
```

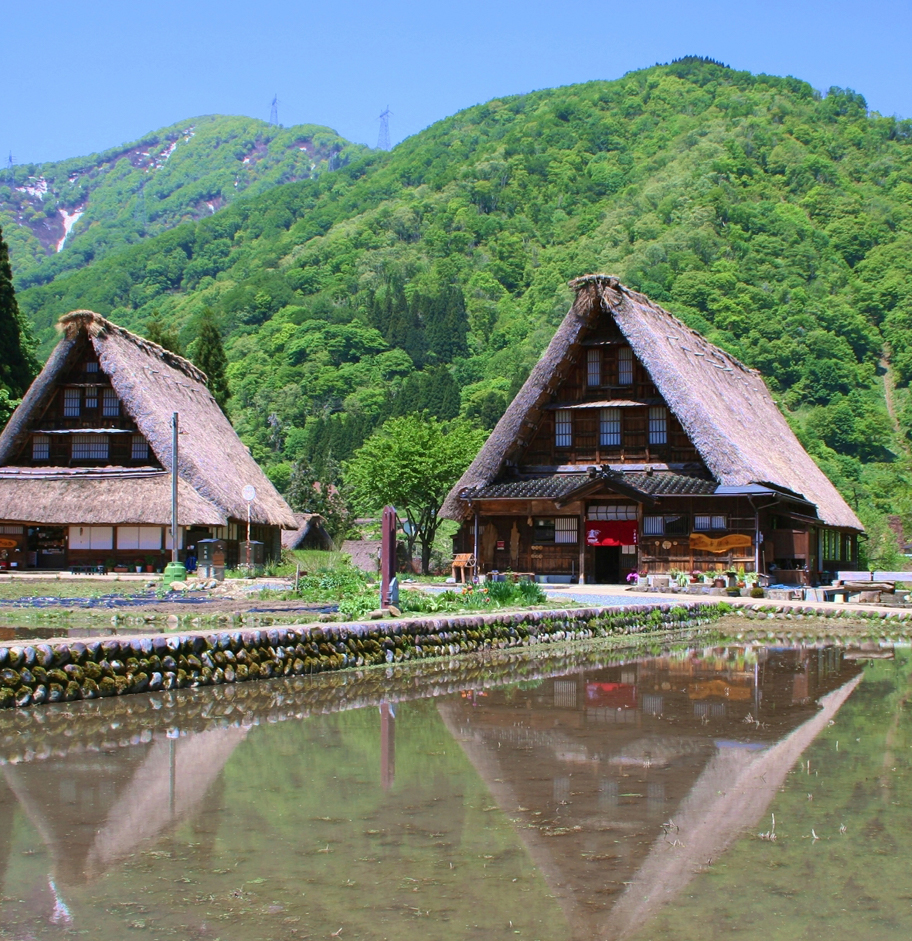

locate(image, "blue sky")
[[3, 0, 911, 165]]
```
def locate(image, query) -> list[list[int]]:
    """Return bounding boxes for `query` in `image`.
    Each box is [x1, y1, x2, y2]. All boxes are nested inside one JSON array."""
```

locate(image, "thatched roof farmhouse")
[[0, 310, 295, 570], [444, 275, 862, 586]]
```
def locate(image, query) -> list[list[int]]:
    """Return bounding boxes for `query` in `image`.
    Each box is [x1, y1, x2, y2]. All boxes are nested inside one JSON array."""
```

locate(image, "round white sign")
[[242, 485, 257, 502]]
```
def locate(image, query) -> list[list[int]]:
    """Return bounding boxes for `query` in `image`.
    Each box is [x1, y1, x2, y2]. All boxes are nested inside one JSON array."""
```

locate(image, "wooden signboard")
[[689, 533, 752, 554], [0, 539, 18, 550]]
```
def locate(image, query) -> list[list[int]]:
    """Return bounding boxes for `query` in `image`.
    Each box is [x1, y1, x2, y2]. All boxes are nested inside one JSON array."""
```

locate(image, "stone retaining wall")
[[0, 602, 724, 710]]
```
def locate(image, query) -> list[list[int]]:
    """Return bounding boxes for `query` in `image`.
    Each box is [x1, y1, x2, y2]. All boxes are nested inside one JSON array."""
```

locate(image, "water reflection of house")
[[0, 724, 246, 934], [438, 647, 862, 940]]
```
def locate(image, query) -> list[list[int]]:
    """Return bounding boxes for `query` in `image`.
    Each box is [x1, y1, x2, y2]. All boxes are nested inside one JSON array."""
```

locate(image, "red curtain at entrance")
[[585, 520, 638, 546]]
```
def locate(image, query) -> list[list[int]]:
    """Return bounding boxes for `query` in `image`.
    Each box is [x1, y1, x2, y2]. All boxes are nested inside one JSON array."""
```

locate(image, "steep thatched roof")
[[281, 513, 334, 550], [0, 310, 295, 528], [443, 276, 862, 531]]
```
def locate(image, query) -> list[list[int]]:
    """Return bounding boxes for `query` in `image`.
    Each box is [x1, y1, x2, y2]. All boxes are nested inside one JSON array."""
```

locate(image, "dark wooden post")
[[380, 505, 397, 608]]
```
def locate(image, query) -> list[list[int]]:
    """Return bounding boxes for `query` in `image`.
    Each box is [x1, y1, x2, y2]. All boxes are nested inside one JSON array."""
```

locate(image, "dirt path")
[[881, 348, 911, 460]]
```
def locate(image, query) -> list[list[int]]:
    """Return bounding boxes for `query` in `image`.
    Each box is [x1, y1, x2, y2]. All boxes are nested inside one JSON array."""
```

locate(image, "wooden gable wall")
[[517, 330, 702, 469], [12, 346, 160, 469]]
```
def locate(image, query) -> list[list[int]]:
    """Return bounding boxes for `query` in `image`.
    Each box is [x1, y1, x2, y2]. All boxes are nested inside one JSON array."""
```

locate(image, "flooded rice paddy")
[[1, 632, 910, 940]]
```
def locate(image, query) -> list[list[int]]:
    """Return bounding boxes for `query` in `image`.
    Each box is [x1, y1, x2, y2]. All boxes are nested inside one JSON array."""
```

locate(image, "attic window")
[[102, 388, 120, 417], [555, 410, 572, 448], [63, 388, 80, 417], [85, 361, 99, 373], [32, 435, 50, 461], [695, 515, 726, 531], [131, 435, 150, 461], [618, 348, 634, 385], [85, 386, 98, 409], [586, 349, 601, 387]]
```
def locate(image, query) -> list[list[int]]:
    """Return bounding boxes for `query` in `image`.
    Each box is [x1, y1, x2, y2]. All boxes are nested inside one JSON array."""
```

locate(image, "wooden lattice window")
[[555, 518, 578, 544], [648, 406, 667, 445], [72, 434, 109, 461], [600, 407, 621, 447], [587, 349, 601, 387], [618, 347, 634, 385], [32, 435, 50, 461], [102, 388, 120, 417], [555, 410, 572, 448], [63, 388, 80, 417], [131, 435, 149, 461]]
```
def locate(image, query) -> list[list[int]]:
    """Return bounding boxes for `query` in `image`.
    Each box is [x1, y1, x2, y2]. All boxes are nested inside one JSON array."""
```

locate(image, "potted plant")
[[144, 554, 156, 573], [105, 557, 116, 573]]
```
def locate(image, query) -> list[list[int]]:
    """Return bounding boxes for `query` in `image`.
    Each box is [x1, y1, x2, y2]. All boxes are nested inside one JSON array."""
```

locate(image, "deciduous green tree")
[[344, 415, 485, 573]]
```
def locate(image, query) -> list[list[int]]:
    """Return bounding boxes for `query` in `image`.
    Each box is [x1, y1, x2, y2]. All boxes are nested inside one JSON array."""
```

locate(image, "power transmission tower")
[[270, 95, 279, 126], [377, 107, 392, 151], [5, 152, 13, 182]]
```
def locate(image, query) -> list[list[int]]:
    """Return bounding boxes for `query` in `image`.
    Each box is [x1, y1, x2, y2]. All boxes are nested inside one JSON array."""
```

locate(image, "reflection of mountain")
[[438, 647, 863, 941]]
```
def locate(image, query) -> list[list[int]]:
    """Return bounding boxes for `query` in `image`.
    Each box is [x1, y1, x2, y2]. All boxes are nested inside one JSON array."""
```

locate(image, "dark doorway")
[[594, 546, 621, 584]]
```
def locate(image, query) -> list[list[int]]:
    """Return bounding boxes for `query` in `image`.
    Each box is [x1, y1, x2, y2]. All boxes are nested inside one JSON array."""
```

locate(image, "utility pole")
[[163, 412, 188, 582], [270, 95, 279, 126]]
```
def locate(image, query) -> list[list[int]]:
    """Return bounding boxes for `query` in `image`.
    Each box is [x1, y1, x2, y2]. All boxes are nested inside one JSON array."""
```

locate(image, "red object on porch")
[[585, 520, 638, 546]]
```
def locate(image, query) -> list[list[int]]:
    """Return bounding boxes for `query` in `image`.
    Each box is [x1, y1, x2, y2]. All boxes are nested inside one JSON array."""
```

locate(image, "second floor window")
[[63, 388, 80, 417], [102, 388, 120, 417], [648, 406, 667, 445], [600, 407, 621, 447], [555, 409, 572, 448]]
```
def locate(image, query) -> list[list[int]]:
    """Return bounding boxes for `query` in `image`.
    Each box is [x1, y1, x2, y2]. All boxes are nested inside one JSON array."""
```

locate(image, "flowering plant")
[[626, 571, 641, 584]]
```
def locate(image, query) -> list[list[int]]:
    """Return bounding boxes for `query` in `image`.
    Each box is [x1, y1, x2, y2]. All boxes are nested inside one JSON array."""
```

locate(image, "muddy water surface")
[[0, 638, 909, 941]]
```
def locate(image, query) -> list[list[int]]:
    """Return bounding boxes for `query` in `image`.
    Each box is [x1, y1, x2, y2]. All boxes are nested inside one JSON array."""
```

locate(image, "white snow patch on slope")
[[17, 177, 48, 199], [56, 208, 84, 252]]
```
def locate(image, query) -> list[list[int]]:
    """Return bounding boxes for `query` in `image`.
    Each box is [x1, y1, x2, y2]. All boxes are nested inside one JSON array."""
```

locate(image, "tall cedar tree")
[[194, 309, 230, 409], [0, 226, 38, 399]]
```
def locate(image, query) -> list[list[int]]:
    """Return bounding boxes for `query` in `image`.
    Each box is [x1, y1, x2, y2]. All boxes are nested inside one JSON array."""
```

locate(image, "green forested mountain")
[[11, 59, 912, 558], [0, 115, 365, 288]]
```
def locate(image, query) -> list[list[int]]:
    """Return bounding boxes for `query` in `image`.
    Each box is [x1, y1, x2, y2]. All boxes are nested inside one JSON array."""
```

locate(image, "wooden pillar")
[[578, 505, 587, 584]]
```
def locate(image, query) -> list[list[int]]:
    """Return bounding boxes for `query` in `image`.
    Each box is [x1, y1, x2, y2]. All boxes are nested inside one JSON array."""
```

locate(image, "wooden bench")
[[451, 553, 476, 583]]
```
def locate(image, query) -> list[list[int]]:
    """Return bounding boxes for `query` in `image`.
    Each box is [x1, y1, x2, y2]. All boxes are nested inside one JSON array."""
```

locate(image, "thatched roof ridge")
[[0, 310, 295, 529], [442, 275, 861, 530]]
